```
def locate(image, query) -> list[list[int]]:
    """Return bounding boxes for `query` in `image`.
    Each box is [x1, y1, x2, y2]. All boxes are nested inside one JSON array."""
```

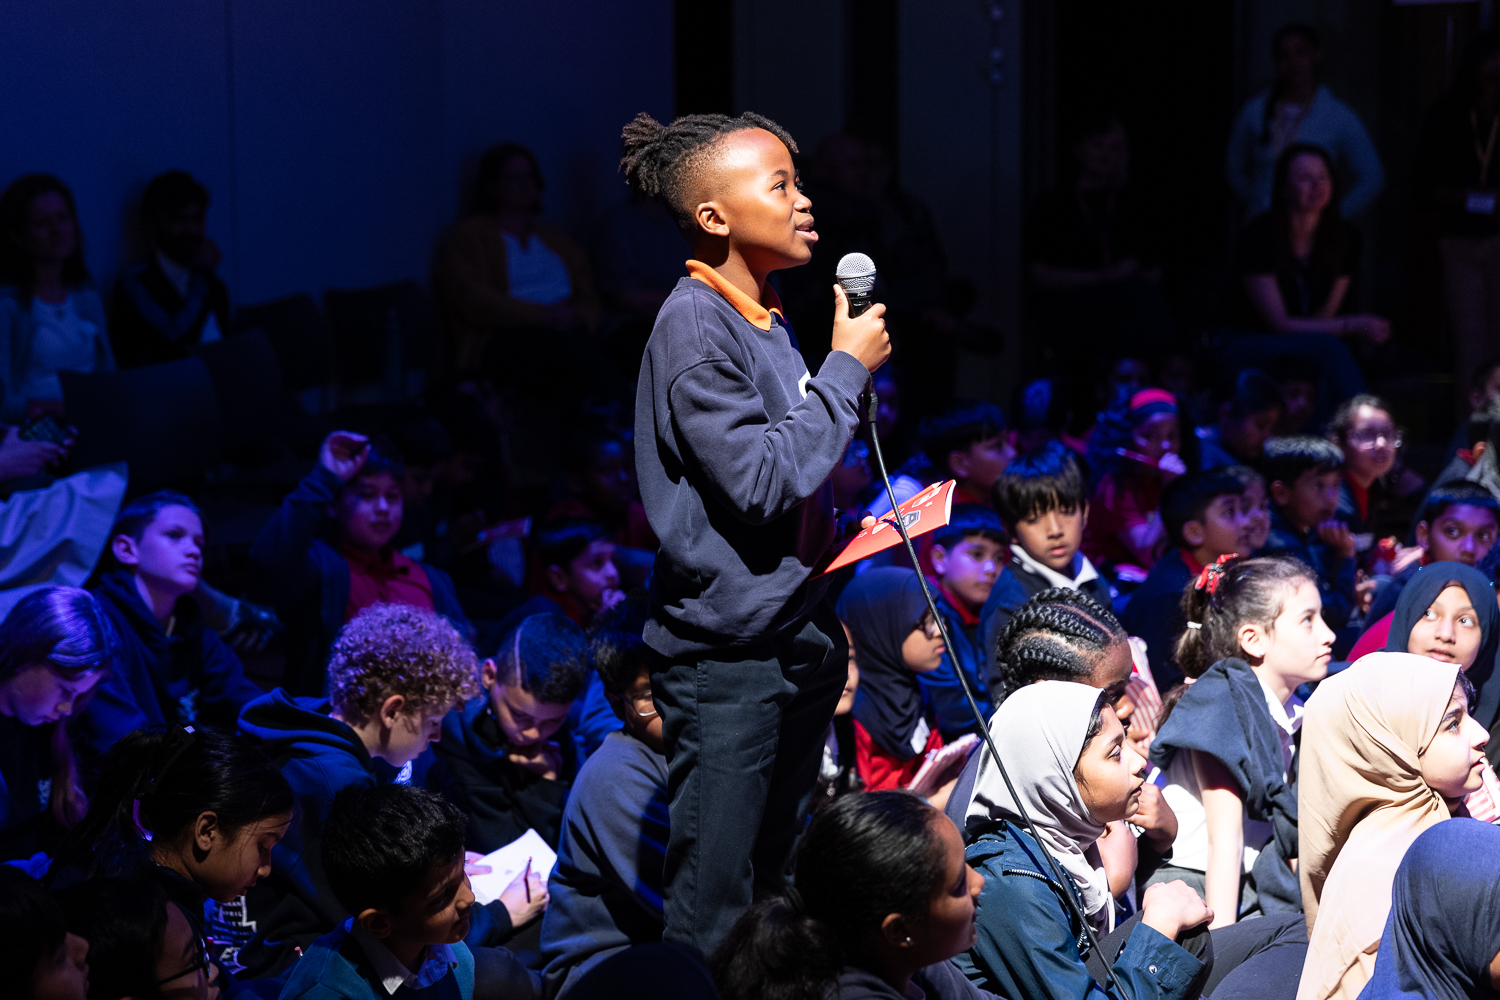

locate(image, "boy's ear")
[[1080, 500, 1090, 527], [1181, 520, 1207, 549], [947, 449, 971, 480], [111, 533, 140, 567], [378, 694, 408, 731], [929, 544, 949, 575], [1415, 522, 1430, 549], [602, 688, 628, 724], [356, 907, 394, 940], [543, 564, 569, 595], [1268, 480, 1293, 507], [479, 658, 498, 691], [693, 199, 730, 238]]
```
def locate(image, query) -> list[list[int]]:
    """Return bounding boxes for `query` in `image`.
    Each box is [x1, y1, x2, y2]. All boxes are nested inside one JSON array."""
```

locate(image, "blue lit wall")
[[0, 0, 674, 305]]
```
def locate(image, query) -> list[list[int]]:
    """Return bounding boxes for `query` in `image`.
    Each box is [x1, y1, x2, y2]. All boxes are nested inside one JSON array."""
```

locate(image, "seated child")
[[835, 568, 960, 800], [540, 614, 670, 997], [280, 784, 478, 1000], [1149, 555, 1328, 926], [545, 426, 659, 553], [1194, 369, 1283, 471], [1083, 389, 1185, 576], [56, 876, 217, 1000], [78, 491, 261, 755], [1362, 481, 1500, 635], [867, 401, 1014, 519], [1299, 655, 1488, 1000], [1269, 355, 1317, 436], [48, 724, 293, 973], [425, 613, 591, 854], [0, 866, 89, 1000], [1121, 471, 1250, 691], [236, 603, 480, 978], [1327, 394, 1404, 559], [711, 791, 988, 1000], [953, 589, 1176, 905], [813, 631, 863, 810], [1256, 435, 1358, 632], [981, 441, 1110, 692], [250, 430, 471, 696], [1225, 465, 1271, 551], [923, 504, 1006, 737], [501, 518, 625, 633], [0, 588, 114, 864]]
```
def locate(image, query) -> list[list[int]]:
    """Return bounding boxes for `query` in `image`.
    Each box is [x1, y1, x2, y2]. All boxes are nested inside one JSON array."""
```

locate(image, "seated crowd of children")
[[10, 107, 1500, 1000]]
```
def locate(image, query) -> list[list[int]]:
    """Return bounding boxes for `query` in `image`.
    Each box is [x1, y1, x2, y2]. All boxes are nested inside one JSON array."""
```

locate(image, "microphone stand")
[[863, 387, 1135, 1000]]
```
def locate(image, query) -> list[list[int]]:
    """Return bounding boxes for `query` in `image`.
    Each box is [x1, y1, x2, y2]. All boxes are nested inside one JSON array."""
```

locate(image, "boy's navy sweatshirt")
[[423, 695, 577, 853], [1120, 549, 1198, 693], [234, 688, 381, 978], [920, 586, 986, 739], [75, 569, 261, 757], [248, 464, 472, 696], [278, 919, 475, 1000], [634, 263, 871, 656], [1257, 507, 1357, 630], [540, 729, 670, 998]]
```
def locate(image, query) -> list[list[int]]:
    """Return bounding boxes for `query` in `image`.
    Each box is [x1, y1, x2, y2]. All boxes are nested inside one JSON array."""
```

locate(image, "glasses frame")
[[152, 934, 211, 988]]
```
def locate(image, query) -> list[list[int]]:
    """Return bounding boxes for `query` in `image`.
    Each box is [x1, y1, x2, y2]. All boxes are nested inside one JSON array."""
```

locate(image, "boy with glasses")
[[539, 617, 669, 996]]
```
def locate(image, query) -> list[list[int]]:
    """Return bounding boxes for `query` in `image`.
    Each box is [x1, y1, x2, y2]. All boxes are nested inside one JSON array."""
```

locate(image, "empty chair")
[[323, 280, 433, 403], [236, 292, 333, 394]]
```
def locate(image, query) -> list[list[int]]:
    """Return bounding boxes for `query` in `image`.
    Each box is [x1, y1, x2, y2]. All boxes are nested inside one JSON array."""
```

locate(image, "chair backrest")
[[61, 358, 222, 495], [235, 292, 332, 392], [323, 280, 433, 399], [198, 329, 286, 455]]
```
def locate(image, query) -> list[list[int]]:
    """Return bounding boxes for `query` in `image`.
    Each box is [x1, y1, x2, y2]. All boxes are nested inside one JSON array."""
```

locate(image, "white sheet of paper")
[[468, 828, 558, 905]]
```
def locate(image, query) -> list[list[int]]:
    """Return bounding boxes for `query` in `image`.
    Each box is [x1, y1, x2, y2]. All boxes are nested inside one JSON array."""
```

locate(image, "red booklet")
[[816, 480, 957, 577]]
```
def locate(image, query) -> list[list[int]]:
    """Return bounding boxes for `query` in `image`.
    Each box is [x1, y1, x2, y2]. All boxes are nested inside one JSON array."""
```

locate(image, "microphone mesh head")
[[835, 253, 877, 295]]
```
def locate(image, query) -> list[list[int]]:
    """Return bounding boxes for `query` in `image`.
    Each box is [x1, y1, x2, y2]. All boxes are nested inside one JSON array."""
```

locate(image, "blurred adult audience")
[[1227, 22, 1384, 219], [109, 170, 229, 368], [0, 174, 113, 425]]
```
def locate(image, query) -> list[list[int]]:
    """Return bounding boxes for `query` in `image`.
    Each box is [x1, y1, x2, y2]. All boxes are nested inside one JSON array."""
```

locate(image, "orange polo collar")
[[686, 260, 784, 332]]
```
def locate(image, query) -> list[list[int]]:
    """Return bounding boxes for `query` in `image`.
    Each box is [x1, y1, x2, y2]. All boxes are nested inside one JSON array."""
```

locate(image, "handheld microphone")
[[835, 253, 877, 317]]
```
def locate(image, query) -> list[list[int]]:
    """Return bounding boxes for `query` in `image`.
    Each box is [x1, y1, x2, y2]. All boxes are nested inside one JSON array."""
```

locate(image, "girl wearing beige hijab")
[[1296, 652, 1490, 1000]]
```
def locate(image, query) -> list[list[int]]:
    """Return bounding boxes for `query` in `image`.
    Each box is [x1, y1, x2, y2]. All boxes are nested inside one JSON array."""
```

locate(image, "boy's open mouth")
[[795, 218, 818, 242]]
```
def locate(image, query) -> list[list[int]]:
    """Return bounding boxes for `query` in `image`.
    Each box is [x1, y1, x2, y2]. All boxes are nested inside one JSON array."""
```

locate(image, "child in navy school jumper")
[[497, 517, 626, 635], [75, 491, 260, 758], [622, 110, 890, 952], [250, 431, 471, 697], [235, 603, 483, 979], [1194, 369, 1284, 471], [279, 785, 478, 1000], [0, 588, 114, 866], [980, 441, 1110, 696], [539, 613, 670, 998], [1255, 435, 1359, 632], [1121, 470, 1252, 692], [923, 504, 1005, 738], [424, 613, 591, 856]]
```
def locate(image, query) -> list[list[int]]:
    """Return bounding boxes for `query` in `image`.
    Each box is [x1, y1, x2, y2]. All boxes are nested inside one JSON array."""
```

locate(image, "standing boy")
[[622, 110, 889, 950], [1256, 435, 1358, 630], [1121, 471, 1252, 690], [981, 441, 1111, 694]]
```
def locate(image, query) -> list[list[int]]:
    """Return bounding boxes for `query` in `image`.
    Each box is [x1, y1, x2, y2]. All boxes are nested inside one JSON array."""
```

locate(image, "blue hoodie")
[[235, 688, 381, 979], [278, 919, 474, 1000], [74, 569, 261, 758], [423, 695, 576, 855]]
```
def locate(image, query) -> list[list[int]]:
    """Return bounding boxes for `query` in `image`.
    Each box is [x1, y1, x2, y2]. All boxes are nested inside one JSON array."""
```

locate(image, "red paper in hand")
[[817, 480, 956, 577]]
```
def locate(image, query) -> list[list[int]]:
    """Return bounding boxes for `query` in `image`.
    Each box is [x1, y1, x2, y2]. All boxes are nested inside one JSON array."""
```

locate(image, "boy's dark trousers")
[[648, 601, 847, 953]]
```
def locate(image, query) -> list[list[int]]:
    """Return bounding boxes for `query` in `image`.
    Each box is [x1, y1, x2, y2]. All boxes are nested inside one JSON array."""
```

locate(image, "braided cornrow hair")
[[619, 111, 799, 235], [993, 588, 1128, 703]]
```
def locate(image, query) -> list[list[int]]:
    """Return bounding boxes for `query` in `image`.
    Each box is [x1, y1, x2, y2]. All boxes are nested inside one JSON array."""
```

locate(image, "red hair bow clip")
[[1193, 553, 1238, 595]]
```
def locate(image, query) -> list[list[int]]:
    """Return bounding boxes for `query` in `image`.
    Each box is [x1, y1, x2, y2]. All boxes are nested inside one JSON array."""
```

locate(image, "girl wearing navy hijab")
[[835, 567, 948, 793], [1382, 560, 1500, 821], [1361, 819, 1500, 1000]]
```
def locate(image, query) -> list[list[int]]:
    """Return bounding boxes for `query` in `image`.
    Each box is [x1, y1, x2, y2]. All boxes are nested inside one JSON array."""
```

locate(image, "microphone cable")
[[862, 387, 1135, 1000]]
